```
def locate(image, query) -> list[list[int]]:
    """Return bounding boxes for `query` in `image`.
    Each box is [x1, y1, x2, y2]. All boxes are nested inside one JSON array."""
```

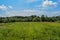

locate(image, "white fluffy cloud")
[[5, 9, 41, 16], [0, 5, 7, 10], [42, 0, 57, 7], [4, 9, 60, 17], [0, 5, 13, 10], [35, 0, 58, 10], [0, 9, 60, 17]]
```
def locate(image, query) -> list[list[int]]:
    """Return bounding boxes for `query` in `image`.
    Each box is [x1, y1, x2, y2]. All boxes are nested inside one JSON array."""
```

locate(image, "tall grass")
[[0, 22, 60, 40]]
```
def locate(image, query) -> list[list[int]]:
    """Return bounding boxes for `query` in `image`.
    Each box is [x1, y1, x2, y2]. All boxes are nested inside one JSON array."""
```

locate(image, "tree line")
[[0, 15, 60, 23]]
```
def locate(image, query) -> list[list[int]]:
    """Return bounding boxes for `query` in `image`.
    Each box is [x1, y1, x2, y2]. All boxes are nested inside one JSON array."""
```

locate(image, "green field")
[[0, 22, 60, 40]]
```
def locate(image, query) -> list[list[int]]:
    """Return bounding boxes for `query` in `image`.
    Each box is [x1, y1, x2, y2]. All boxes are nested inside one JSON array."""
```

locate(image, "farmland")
[[0, 22, 60, 40]]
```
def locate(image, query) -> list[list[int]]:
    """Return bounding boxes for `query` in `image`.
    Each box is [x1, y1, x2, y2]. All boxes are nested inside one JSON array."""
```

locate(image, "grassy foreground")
[[0, 22, 60, 40]]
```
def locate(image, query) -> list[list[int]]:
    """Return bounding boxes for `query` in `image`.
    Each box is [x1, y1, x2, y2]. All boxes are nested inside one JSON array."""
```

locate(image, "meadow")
[[0, 22, 60, 40]]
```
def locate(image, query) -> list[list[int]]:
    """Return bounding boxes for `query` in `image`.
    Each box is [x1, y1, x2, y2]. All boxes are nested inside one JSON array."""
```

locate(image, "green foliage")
[[0, 15, 60, 23]]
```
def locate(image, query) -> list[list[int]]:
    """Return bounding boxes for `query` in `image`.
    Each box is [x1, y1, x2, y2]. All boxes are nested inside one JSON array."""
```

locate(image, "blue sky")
[[0, 0, 60, 17]]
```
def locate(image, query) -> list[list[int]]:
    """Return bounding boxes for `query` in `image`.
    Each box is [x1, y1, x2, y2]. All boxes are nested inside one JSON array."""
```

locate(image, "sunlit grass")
[[0, 22, 60, 40]]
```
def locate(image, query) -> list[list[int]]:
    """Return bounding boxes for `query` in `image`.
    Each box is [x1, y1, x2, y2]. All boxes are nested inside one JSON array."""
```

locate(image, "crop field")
[[0, 22, 60, 40]]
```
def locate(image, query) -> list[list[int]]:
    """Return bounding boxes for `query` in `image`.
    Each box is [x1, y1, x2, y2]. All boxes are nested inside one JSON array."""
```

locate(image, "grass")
[[0, 22, 60, 40]]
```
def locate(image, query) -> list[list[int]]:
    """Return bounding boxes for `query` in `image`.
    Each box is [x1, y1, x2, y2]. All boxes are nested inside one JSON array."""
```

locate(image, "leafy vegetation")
[[0, 22, 60, 40], [0, 15, 60, 23]]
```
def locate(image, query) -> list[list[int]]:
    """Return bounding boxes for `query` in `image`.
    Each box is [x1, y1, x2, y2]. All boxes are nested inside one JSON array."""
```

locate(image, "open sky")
[[0, 0, 60, 17]]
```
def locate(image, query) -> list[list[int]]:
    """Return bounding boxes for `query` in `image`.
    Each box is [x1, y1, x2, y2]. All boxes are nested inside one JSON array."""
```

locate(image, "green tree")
[[41, 15, 45, 22], [32, 16, 40, 22]]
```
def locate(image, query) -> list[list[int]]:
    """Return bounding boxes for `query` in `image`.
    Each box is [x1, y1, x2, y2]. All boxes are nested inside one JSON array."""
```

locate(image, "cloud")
[[35, 0, 58, 10], [5, 9, 41, 16], [42, 0, 58, 7], [3, 9, 59, 17], [0, 5, 7, 10], [0, 5, 13, 11]]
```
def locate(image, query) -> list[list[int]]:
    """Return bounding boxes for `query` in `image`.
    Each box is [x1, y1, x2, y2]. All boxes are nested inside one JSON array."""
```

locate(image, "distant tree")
[[44, 16, 49, 22], [32, 16, 40, 22], [56, 16, 60, 21], [0, 15, 60, 22], [41, 15, 45, 22], [0, 17, 2, 23]]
